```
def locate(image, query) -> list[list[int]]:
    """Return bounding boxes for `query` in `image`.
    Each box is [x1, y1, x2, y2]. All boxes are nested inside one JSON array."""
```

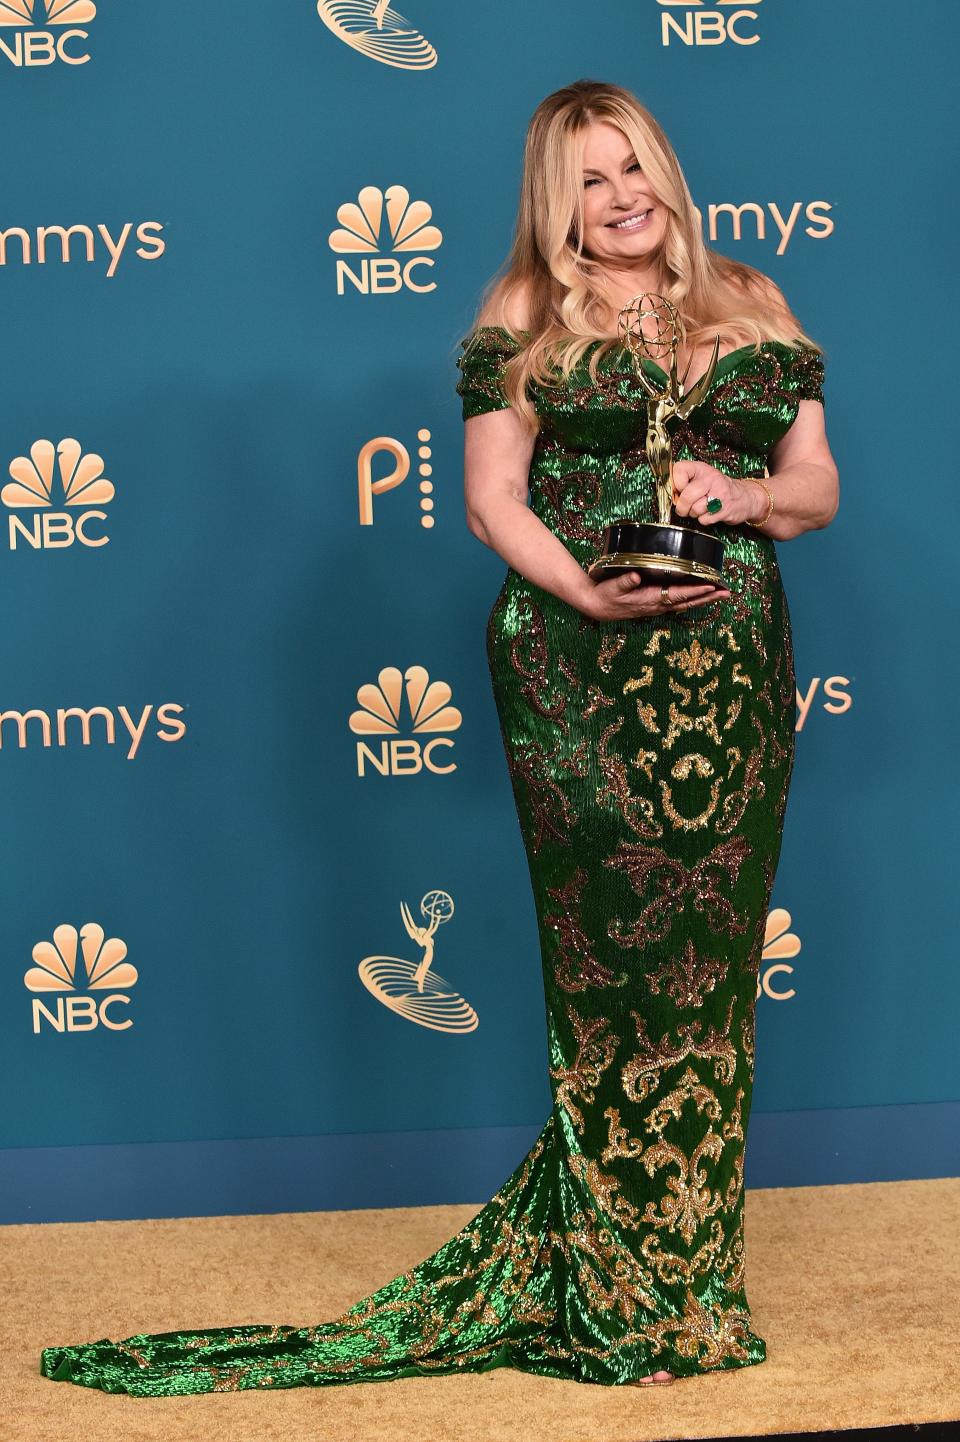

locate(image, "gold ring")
[[660, 584, 674, 607]]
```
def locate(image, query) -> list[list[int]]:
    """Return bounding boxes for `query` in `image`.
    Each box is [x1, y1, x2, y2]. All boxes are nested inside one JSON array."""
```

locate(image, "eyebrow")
[[582, 155, 637, 175]]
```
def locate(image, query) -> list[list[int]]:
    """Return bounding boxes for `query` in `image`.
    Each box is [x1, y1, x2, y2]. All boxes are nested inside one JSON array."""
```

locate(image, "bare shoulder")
[[477, 278, 534, 331], [741, 268, 795, 324]]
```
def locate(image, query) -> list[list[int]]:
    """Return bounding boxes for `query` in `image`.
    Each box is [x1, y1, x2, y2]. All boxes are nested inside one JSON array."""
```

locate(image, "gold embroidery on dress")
[[623, 665, 654, 691], [509, 740, 577, 853], [583, 683, 616, 718], [716, 716, 767, 835], [741, 1012, 756, 1078], [508, 595, 569, 726], [604, 837, 752, 948], [641, 1219, 726, 1286], [537, 468, 605, 548], [632, 745, 659, 781], [558, 654, 581, 688], [637, 1127, 726, 1245], [723, 557, 773, 624], [601, 1105, 646, 1165], [660, 773, 723, 830], [116, 1341, 150, 1368], [621, 1001, 738, 1102], [645, 1288, 754, 1368], [597, 629, 627, 674], [568, 1153, 643, 1230], [545, 867, 628, 992], [646, 1064, 723, 1136], [666, 637, 723, 679], [716, 1216, 748, 1294], [548, 1208, 658, 1325], [646, 937, 728, 1008], [597, 720, 664, 839], [723, 696, 744, 730], [550, 1008, 619, 1134]]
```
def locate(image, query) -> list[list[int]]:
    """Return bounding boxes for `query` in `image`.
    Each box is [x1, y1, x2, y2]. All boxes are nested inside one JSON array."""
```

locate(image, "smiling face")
[[578, 119, 667, 272]]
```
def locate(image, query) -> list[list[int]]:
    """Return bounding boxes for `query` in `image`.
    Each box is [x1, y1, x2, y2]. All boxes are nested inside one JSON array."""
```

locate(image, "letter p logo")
[[358, 437, 409, 525]]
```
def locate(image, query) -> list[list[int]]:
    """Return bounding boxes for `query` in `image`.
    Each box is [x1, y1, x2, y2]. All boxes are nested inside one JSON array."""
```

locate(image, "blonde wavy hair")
[[461, 79, 821, 432]]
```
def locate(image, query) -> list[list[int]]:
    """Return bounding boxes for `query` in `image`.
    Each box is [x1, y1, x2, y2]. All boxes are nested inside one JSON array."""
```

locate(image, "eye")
[[627, 161, 642, 173]]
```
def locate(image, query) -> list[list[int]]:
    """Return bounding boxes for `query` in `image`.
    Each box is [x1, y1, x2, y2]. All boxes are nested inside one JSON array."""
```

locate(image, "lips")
[[608, 207, 653, 230]]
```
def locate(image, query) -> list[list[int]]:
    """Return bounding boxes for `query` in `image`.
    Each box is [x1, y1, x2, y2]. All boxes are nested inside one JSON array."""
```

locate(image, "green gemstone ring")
[[705, 496, 723, 514]]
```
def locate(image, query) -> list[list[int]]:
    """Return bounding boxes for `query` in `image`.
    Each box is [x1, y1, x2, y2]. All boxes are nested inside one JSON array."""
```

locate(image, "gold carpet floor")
[[3, 1176, 958, 1442]]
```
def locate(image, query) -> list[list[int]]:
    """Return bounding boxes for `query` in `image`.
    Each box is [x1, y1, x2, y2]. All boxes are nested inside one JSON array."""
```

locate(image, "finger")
[[678, 477, 725, 520], [611, 570, 644, 589], [671, 460, 697, 491], [683, 590, 731, 608], [673, 484, 701, 517], [654, 585, 730, 608], [656, 582, 718, 597]]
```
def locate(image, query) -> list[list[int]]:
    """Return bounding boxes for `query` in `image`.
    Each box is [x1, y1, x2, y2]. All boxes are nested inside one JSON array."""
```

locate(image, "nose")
[[611, 177, 640, 209]]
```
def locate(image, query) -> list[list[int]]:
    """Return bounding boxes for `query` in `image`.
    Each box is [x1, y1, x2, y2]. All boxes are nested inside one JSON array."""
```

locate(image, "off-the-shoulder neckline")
[[461, 324, 807, 396]]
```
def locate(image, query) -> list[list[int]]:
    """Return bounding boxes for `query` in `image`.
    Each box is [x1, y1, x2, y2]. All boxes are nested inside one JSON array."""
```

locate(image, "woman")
[[40, 79, 838, 1395]]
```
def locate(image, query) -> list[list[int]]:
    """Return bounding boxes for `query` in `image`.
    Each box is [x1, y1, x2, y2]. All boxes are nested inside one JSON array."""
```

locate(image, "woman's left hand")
[[672, 460, 764, 528]]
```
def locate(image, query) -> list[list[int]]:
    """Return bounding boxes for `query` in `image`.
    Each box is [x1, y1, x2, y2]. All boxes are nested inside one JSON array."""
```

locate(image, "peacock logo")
[[0, 1, 96, 66], [358, 890, 478, 1034], [329, 185, 442, 296], [0, 0, 94, 22], [316, 0, 436, 71], [758, 907, 800, 1000], [2, 438, 114, 549], [657, 0, 764, 48], [24, 922, 137, 1033], [350, 665, 462, 777]]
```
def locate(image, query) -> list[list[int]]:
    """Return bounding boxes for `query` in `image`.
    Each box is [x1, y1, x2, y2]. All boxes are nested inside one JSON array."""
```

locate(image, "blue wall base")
[[3, 1101, 958, 1226]]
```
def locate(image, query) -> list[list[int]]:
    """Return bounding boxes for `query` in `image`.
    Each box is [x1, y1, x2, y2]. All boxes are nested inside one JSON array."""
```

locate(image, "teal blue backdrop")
[[1, 0, 957, 1223]]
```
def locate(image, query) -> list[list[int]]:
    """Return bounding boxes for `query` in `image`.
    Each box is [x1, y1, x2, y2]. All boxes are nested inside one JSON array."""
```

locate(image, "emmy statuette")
[[587, 292, 727, 586]]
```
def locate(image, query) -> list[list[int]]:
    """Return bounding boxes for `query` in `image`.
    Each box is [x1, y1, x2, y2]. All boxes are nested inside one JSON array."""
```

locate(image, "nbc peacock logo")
[[24, 922, 137, 1034], [358, 890, 478, 1034], [0, 1, 96, 66], [350, 665, 462, 777], [316, 0, 436, 71], [329, 185, 442, 296], [2, 438, 114, 550], [656, 0, 765, 48], [757, 907, 800, 1001]]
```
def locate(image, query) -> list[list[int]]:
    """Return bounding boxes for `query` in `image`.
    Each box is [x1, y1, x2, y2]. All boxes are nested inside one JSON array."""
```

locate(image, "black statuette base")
[[587, 519, 726, 586]]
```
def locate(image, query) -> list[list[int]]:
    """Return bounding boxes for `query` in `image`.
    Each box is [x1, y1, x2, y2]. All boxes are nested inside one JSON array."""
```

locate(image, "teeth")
[[612, 209, 651, 230]]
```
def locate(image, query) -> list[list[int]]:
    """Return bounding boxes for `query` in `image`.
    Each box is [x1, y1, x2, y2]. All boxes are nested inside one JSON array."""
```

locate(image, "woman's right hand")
[[577, 570, 731, 621]]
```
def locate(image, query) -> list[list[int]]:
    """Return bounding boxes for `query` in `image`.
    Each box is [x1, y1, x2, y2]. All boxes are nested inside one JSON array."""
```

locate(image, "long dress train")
[[40, 325, 825, 1394]]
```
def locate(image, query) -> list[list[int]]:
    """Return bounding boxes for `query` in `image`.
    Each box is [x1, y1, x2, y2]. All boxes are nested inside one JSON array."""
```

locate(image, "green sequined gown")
[[40, 326, 825, 1395]]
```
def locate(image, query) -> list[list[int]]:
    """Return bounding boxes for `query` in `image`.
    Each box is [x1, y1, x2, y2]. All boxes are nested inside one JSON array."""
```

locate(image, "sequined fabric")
[[40, 326, 824, 1395]]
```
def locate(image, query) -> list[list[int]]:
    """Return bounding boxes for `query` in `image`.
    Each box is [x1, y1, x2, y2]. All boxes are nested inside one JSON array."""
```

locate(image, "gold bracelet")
[[746, 477, 775, 529]]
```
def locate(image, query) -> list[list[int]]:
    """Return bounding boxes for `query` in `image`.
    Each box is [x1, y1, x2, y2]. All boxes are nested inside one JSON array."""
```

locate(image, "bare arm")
[[667, 403, 840, 541], [463, 406, 597, 611], [463, 405, 728, 620], [734, 272, 840, 541], [755, 397, 839, 540]]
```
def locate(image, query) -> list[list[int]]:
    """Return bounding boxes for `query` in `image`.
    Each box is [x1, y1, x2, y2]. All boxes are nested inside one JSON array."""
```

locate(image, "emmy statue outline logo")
[[758, 907, 800, 1001], [24, 921, 138, 1033], [350, 665, 462, 777], [2, 437, 114, 549], [657, 0, 764, 48], [358, 889, 478, 1033], [316, 0, 436, 70], [329, 185, 442, 296], [0, 1, 96, 66]]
